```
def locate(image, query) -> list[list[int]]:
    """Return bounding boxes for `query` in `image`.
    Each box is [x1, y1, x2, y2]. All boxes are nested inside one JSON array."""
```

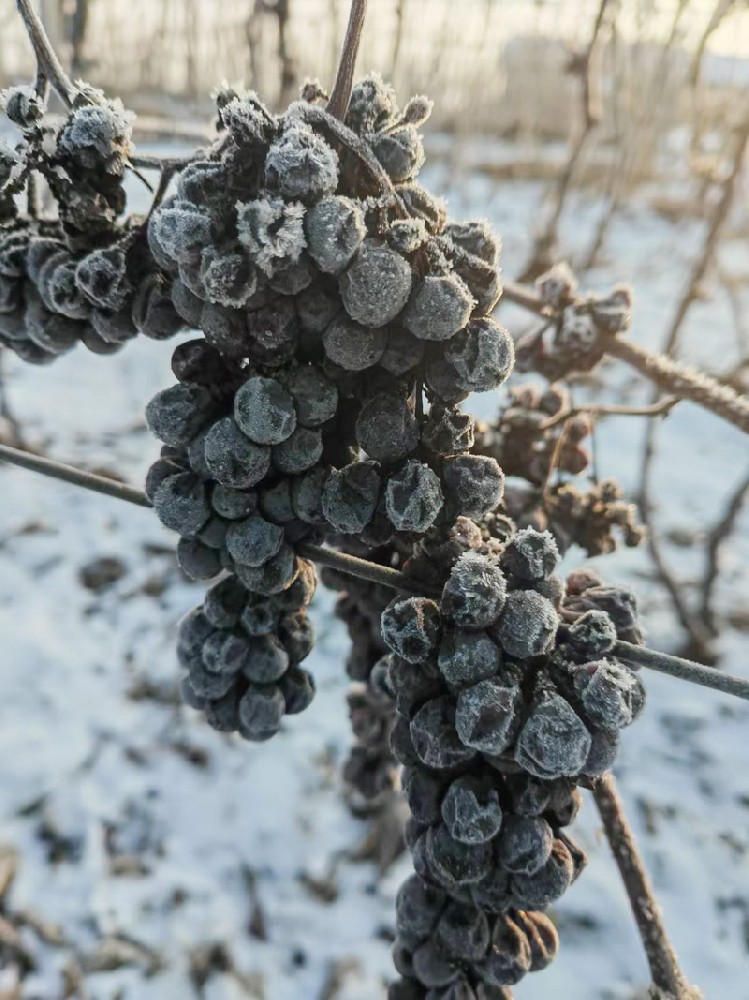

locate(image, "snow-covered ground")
[[0, 143, 747, 1000]]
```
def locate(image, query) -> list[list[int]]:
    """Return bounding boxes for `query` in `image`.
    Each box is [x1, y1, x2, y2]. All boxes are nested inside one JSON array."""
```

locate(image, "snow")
[[0, 143, 747, 999]]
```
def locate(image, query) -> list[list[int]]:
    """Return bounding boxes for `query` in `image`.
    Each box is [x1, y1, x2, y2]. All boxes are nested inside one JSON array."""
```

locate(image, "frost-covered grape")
[[225, 515, 284, 567], [566, 610, 617, 658], [291, 465, 330, 523], [454, 679, 519, 754], [380, 327, 425, 376], [234, 376, 297, 445], [494, 591, 558, 659], [259, 479, 295, 524], [396, 872, 446, 948], [412, 937, 459, 988], [75, 244, 131, 311], [402, 766, 444, 825], [204, 417, 272, 489], [478, 914, 531, 987], [279, 666, 316, 714], [345, 73, 398, 134], [304, 195, 365, 274], [500, 528, 559, 583], [441, 776, 502, 845], [496, 815, 553, 876], [425, 824, 492, 886], [386, 460, 444, 533], [444, 221, 500, 267], [322, 315, 388, 370], [285, 365, 338, 427], [200, 245, 258, 308], [243, 634, 289, 683], [264, 121, 338, 201], [152, 472, 210, 536], [339, 243, 412, 328], [203, 630, 251, 675], [272, 426, 323, 474], [234, 543, 298, 595], [150, 207, 212, 265], [444, 319, 513, 392], [204, 575, 248, 628], [204, 687, 242, 732], [441, 552, 506, 629], [382, 597, 441, 663], [442, 456, 504, 520], [146, 384, 215, 448], [514, 691, 591, 779], [404, 274, 473, 342], [509, 839, 575, 910], [410, 697, 476, 770], [171, 339, 233, 389], [422, 405, 474, 457], [438, 630, 499, 687], [236, 196, 306, 277], [582, 726, 620, 776], [573, 659, 645, 730], [356, 392, 418, 464], [514, 911, 558, 974], [437, 901, 490, 963], [322, 461, 381, 533], [211, 484, 257, 521], [373, 126, 425, 182], [177, 537, 222, 580], [237, 683, 285, 741]]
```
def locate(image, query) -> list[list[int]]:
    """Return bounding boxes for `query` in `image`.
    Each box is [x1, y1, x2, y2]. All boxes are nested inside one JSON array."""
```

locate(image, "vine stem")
[[0, 442, 747, 702], [592, 774, 700, 998], [327, 0, 369, 120], [15, 0, 77, 108], [540, 397, 678, 431], [501, 281, 749, 435]]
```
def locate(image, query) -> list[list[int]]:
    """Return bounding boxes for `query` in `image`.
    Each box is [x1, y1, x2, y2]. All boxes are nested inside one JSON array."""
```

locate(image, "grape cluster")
[[142, 80, 515, 740], [380, 528, 645, 996], [515, 264, 633, 382], [476, 383, 591, 487], [176, 565, 316, 741], [0, 84, 185, 363]]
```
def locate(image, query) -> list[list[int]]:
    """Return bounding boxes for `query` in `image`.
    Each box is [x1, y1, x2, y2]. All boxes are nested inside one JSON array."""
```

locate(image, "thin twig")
[[15, 0, 77, 108], [540, 397, 677, 431], [701, 468, 749, 633], [616, 641, 749, 702], [0, 443, 746, 702], [592, 774, 699, 998], [326, 0, 368, 120]]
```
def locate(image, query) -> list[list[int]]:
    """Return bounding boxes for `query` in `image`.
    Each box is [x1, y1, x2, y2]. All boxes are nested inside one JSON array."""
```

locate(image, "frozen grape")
[[339, 242, 412, 328], [410, 697, 476, 770], [291, 465, 330, 524], [404, 274, 473, 342], [382, 598, 441, 664], [356, 392, 418, 464], [225, 515, 284, 567], [386, 460, 444, 533], [272, 425, 323, 474], [153, 472, 210, 536], [146, 383, 215, 448], [259, 479, 295, 524], [402, 767, 444, 825], [496, 815, 553, 876], [323, 315, 387, 371], [422, 405, 474, 457], [425, 824, 492, 886], [494, 591, 558, 658], [234, 376, 297, 445], [380, 327, 425, 376], [441, 552, 506, 629], [412, 937, 459, 988], [75, 244, 131, 311], [478, 914, 531, 988], [265, 121, 338, 201], [177, 537, 222, 580], [236, 196, 306, 276], [237, 683, 285, 741], [204, 576, 248, 628], [243, 634, 289, 683], [566, 610, 617, 658], [234, 543, 298, 595], [515, 691, 591, 779], [574, 659, 645, 730], [442, 456, 504, 520], [500, 528, 559, 583], [444, 221, 500, 266], [438, 630, 499, 688], [285, 365, 338, 427], [211, 485, 257, 521], [204, 417, 271, 489], [437, 901, 490, 963], [454, 679, 519, 755], [441, 776, 502, 845], [304, 195, 365, 274], [444, 319, 513, 392], [322, 461, 381, 533], [373, 126, 425, 182], [510, 839, 575, 910]]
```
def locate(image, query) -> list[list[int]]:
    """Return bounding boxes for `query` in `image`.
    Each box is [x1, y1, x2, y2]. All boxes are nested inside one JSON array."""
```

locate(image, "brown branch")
[[540, 397, 678, 431], [701, 468, 749, 633], [326, 0, 368, 121], [15, 0, 77, 108], [604, 335, 749, 434], [592, 774, 699, 998]]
